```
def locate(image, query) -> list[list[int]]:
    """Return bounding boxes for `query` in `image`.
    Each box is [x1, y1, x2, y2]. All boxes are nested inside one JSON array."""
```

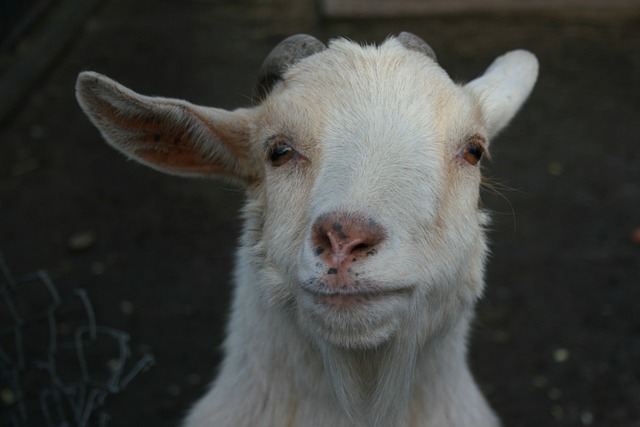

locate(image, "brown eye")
[[462, 138, 486, 166], [268, 140, 294, 166]]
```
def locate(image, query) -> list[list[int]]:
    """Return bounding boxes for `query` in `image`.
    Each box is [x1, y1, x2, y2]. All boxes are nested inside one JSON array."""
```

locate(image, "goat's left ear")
[[76, 72, 258, 185], [465, 50, 538, 138]]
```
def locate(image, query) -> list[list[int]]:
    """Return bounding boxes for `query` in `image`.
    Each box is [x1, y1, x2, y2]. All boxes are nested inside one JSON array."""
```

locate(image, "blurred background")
[[1, 0, 639, 426]]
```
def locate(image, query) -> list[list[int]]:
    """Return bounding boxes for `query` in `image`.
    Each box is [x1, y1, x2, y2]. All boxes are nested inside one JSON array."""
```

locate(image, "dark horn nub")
[[253, 34, 326, 102], [397, 32, 437, 63]]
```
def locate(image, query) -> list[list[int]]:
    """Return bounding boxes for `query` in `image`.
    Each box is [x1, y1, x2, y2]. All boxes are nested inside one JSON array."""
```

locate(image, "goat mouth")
[[299, 281, 413, 306], [313, 290, 410, 309]]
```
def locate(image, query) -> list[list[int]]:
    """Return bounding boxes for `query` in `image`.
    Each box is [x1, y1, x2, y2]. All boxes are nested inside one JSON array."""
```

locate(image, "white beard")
[[319, 331, 418, 427]]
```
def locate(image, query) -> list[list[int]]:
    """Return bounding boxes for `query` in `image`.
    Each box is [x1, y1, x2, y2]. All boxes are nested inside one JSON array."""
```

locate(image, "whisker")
[[480, 173, 523, 231]]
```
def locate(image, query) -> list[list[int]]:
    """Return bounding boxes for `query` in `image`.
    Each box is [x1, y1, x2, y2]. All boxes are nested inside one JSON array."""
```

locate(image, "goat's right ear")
[[76, 72, 259, 185]]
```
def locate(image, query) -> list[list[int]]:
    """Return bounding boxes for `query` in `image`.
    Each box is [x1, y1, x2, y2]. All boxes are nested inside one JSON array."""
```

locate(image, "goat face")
[[76, 35, 538, 352], [253, 38, 534, 350]]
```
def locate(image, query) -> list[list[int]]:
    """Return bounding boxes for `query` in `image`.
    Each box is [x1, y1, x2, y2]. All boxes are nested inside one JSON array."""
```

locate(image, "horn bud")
[[397, 32, 437, 62], [253, 34, 326, 101]]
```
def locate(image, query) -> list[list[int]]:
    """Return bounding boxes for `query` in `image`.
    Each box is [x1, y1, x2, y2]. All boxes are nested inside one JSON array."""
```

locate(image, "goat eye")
[[268, 141, 295, 166], [462, 140, 485, 166]]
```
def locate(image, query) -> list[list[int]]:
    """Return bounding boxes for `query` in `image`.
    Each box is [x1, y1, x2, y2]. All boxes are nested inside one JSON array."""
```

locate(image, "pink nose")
[[311, 212, 386, 271]]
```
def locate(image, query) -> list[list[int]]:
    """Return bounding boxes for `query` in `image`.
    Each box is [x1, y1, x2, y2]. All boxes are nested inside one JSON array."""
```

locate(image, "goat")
[[76, 33, 538, 427]]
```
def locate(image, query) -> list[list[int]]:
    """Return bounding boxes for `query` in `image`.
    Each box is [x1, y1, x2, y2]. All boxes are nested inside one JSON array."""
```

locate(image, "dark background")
[[1, 0, 639, 426]]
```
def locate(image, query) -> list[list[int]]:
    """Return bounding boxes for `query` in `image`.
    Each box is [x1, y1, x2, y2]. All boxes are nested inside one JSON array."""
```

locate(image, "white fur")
[[76, 36, 538, 427]]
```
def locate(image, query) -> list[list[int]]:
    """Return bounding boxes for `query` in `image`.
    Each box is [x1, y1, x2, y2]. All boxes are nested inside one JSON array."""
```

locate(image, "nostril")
[[311, 212, 387, 267], [313, 229, 331, 256], [352, 242, 369, 252]]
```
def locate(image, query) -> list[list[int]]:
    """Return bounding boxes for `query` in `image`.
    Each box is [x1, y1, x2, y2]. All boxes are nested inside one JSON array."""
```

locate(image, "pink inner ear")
[[93, 96, 220, 170], [129, 125, 250, 178], [132, 132, 206, 169], [81, 73, 256, 182], [135, 145, 230, 175], [132, 127, 243, 175], [103, 96, 249, 164]]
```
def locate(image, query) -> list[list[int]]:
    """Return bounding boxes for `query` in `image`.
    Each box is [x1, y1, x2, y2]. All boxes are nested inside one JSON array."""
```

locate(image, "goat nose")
[[311, 213, 386, 269]]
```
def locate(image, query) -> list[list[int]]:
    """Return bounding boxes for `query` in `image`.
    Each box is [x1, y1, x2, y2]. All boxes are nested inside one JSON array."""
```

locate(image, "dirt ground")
[[1, 0, 639, 426]]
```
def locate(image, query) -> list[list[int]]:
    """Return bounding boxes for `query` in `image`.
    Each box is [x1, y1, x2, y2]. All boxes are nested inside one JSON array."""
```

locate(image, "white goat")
[[76, 33, 538, 427]]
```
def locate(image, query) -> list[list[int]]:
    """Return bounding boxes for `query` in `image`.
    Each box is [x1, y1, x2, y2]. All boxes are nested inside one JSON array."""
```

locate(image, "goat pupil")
[[270, 144, 293, 165], [463, 143, 484, 165], [468, 146, 482, 159]]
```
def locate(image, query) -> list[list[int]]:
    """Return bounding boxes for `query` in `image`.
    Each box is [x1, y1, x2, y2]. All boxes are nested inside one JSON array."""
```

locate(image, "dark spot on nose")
[[314, 247, 325, 256], [327, 268, 337, 275], [153, 134, 161, 142], [331, 222, 347, 239]]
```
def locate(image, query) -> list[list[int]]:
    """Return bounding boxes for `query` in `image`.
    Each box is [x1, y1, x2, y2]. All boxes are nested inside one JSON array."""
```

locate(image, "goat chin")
[[319, 329, 418, 427]]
